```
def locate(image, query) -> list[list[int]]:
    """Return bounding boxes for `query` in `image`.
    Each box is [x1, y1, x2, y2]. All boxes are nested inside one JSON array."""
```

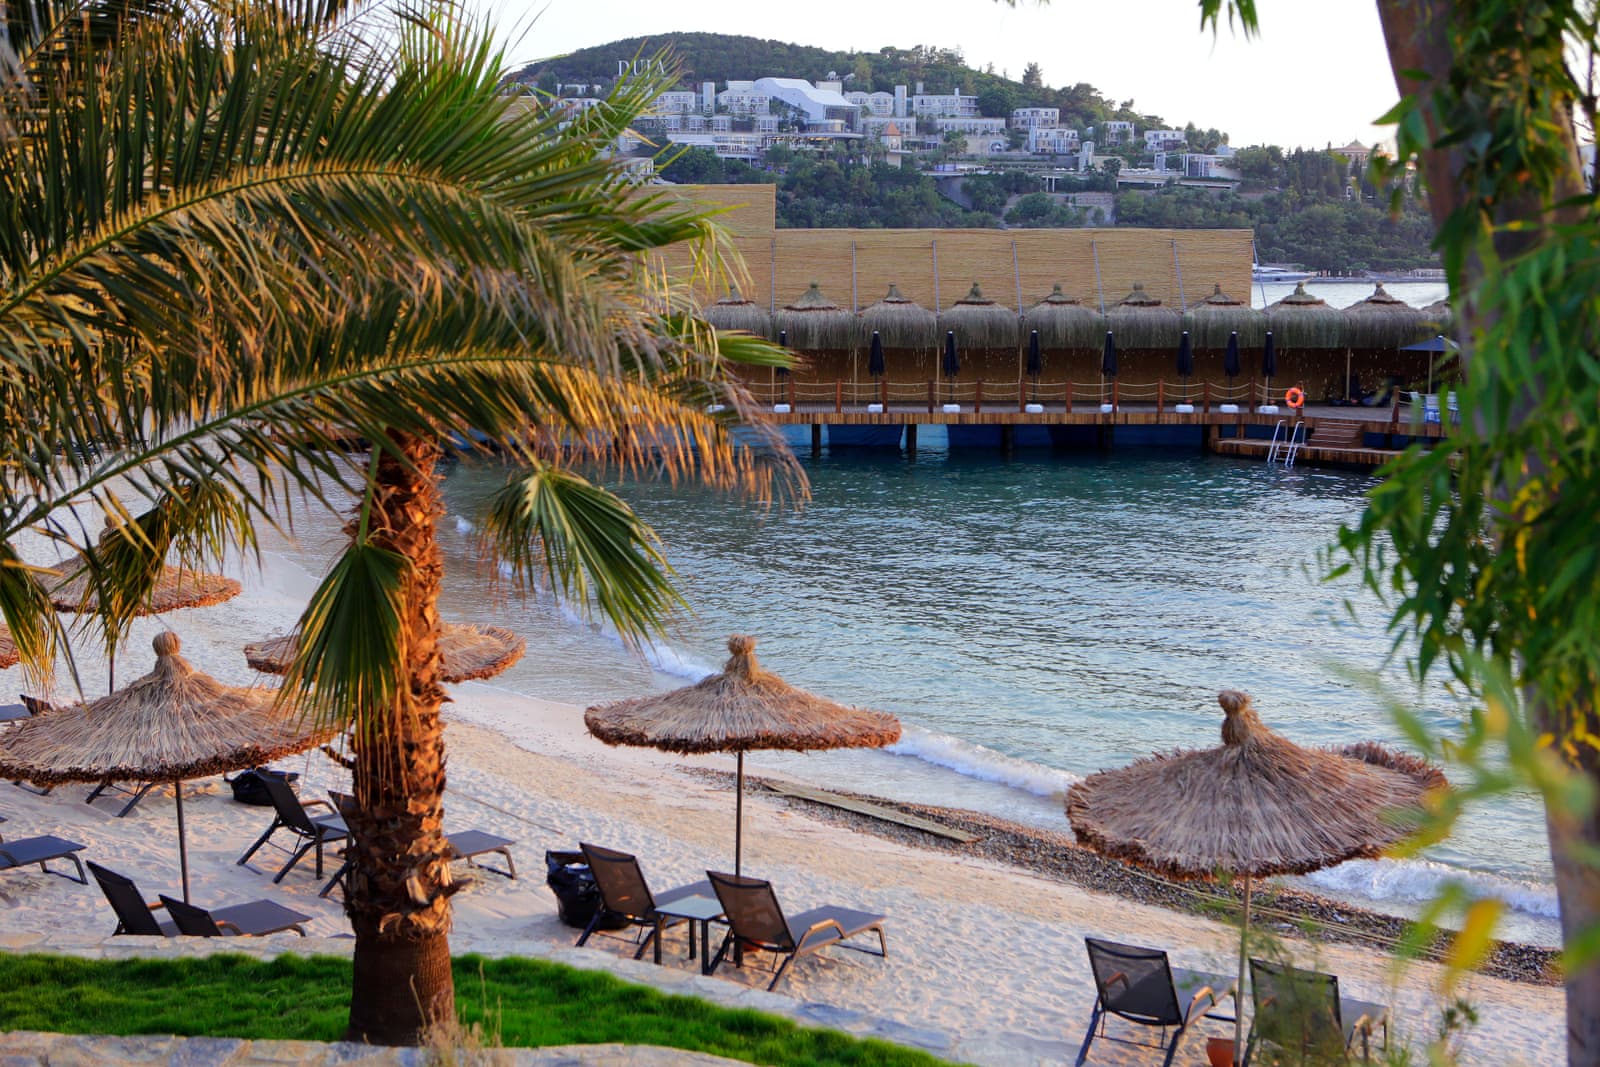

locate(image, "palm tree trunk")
[[345, 433, 455, 1045]]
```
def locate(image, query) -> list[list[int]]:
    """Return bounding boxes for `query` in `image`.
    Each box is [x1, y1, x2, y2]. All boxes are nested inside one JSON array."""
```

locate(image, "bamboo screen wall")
[[652, 184, 1254, 314]]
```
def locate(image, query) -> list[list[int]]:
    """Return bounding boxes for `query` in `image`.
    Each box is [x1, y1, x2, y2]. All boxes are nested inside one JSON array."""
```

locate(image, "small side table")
[[653, 894, 726, 974]]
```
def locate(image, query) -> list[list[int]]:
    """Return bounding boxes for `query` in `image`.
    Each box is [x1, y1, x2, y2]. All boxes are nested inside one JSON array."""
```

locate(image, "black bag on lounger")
[[226, 767, 300, 806], [545, 849, 628, 931]]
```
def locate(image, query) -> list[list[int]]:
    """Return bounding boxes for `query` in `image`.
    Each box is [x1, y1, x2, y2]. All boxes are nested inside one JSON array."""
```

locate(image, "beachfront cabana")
[[245, 623, 525, 685], [0, 632, 337, 901], [585, 635, 901, 877], [774, 283, 855, 352], [1183, 284, 1266, 348], [857, 284, 938, 351], [1342, 283, 1434, 349], [1264, 283, 1346, 349], [1103, 282, 1183, 349], [1066, 689, 1445, 1065], [1022, 284, 1102, 351], [704, 287, 773, 339], [938, 283, 1020, 350]]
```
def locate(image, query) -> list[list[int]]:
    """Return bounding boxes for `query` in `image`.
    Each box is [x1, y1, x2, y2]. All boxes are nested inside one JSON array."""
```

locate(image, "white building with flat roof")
[[753, 77, 860, 128], [1012, 107, 1059, 129], [845, 90, 897, 117], [650, 90, 699, 115], [933, 116, 1005, 136], [1028, 126, 1080, 154], [1097, 120, 1134, 145], [912, 85, 979, 119], [1144, 129, 1187, 151], [717, 87, 771, 115]]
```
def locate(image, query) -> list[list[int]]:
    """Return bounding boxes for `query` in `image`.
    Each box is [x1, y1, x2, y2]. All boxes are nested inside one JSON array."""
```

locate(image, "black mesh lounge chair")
[[704, 870, 888, 992], [1077, 937, 1236, 1067], [235, 774, 348, 883], [315, 792, 518, 898], [0, 833, 87, 884], [89, 861, 177, 934], [158, 894, 311, 937], [575, 843, 712, 964], [1244, 958, 1389, 1065]]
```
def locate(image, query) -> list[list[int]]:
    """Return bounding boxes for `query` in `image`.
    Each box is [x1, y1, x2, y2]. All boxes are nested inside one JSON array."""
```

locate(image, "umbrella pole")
[[1234, 874, 1251, 1066], [735, 750, 745, 878], [176, 781, 190, 903]]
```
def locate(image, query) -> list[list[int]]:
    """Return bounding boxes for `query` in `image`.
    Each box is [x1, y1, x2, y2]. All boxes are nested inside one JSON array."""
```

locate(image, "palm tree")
[[0, 0, 797, 1044]]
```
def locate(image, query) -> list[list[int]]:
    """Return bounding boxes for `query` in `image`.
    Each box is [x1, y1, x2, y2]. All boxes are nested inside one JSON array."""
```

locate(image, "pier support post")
[[1001, 425, 1014, 457], [905, 423, 918, 455], [810, 424, 822, 457]]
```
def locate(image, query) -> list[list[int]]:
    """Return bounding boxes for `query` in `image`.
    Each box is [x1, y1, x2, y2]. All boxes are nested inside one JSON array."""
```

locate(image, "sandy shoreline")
[[0, 678, 1569, 1066]]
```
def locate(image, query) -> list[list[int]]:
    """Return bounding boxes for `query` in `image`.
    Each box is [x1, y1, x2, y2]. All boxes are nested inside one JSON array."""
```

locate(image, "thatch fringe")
[[857, 284, 938, 349], [246, 623, 525, 685], [937, 283, 1020, 351], [0, 626, 16, 670], [1023, 284, 1103, 350], [1104, 282, 1182, 349], [1420, 298, 1453, 335], [704, 287, 773, 338], [1064, 689, 1447, 882], [1342, 283, 1435, 348], [1265, 282, 1347, 349], [0, 632, 334, 786], [50, 568, 241, 615], [585, 635, 901, 755], [774, 282, 856, 351], [1183, 283, 1267, 348]]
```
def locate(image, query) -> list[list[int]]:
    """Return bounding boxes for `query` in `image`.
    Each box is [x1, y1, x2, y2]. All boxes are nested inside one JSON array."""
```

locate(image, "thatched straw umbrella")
[[704, 287, 772, 339], [0, 627, 16, 670], [857, 284, 938, 351], [938, 283, 1020, 351], [1067, 690, 1446, 1064], [1343, 283, 1433, 349], [49, 568, 241, 615], [1104, 282, 1182, 349], [1022, 284, 1102, 351], [1184, 284, 1266, 348], [245, 623, 525, 685], [774, 283, 855, 352], [1265, 283, 1346, 349], [0, 632, 337, 901], [1421, 298, 1453, 335], [585, 635, 901, 875]]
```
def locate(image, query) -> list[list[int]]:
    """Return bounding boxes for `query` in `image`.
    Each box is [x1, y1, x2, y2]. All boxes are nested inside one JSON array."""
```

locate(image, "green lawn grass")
[[0, 953, 947, 1066]]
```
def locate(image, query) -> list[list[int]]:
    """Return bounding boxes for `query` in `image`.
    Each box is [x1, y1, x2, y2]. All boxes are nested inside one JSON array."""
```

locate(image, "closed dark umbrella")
[[1223, 330, 1241, 398], [1100, 331, 1117, 377], [1175, 330, 1194, 400], [942, 331, 959, 377], [1026, 330, 1043, 381], [867, 331, 886, 378], [1261, 330, 1278, 402], [776, 329, 790, 380]]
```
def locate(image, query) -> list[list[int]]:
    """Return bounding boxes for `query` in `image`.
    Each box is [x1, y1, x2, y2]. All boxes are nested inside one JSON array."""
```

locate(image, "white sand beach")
[[0, 672, 1567, 1066]]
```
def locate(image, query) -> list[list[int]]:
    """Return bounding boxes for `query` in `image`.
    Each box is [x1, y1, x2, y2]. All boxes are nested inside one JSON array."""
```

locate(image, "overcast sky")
[[485, 0, 1400, 150]]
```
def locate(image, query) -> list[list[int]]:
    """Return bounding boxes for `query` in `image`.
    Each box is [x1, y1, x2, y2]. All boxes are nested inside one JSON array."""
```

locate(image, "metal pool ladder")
[[1266, 420, 1307, 467]]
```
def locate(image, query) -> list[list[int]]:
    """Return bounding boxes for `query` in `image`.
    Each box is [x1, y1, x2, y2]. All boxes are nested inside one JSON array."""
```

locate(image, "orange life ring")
[[1284, 387, 1305, 409]]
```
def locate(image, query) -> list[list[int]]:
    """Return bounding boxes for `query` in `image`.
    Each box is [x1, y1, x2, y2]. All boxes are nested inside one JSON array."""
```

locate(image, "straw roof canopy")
[[50, 567, 241, 615], [1104, 282, 1183, 349], [1066, 690, 1446, 881], [1343, 283, 1434, 349], [774, 282, 855, 351], [0, 632, 335, 786], [0, 626, 16, 670], [938, 283, 1020, 351], [1022, 284, 1102, 350], [585, 635, 901, 755], [245, 623, 525, 684], [704, 287, 773, 338], [857, 284, 938, 349], [1420, 299, 1454, 334], [1265, 283, 1347, 349], [1183, 283, 1267, 348]]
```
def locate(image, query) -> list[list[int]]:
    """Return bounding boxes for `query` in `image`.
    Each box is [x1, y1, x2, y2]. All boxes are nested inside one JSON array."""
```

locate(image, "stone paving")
[[0, 931, 986, 1065]]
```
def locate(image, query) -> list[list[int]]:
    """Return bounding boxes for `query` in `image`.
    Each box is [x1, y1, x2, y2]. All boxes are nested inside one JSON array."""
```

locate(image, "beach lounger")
[[315, 792, 518, 897], [0, 833, 88, 884], [704, 870, 887, 991], [1077, 937, 1235, 1067], [575, 843, 712, 964], [1244, 958, 1389, 1065], [158, 894, 311, 937], [235, 774, 348, 883]]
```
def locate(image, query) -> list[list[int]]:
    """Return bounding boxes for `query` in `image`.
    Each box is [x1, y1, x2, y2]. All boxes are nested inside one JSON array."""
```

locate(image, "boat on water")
[[1252, 264, 1315, 283]]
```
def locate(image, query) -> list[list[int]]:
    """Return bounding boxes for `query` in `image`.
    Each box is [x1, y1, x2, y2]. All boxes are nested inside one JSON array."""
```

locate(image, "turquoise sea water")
[[426, 434, 1558, 946]]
